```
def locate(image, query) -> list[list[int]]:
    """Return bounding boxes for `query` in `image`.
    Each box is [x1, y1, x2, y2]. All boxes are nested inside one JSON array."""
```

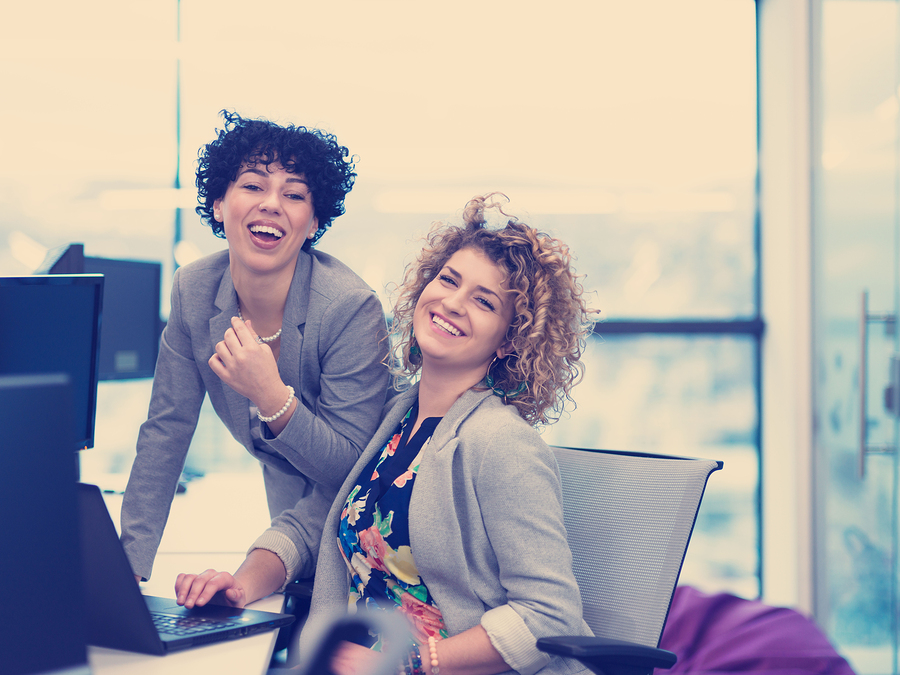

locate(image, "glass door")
[[814, 2, 900, 673]]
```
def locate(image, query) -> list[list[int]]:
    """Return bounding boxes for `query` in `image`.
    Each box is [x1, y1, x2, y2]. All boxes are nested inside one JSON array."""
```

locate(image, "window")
[[1, 0, 760, 596]]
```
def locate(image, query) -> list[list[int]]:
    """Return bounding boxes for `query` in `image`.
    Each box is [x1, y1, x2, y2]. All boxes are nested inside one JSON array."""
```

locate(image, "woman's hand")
[[209, 317, 294, 422], [175, 568, 247, 609], [330, 641, 386, 675], [175, 550, 286, 610]]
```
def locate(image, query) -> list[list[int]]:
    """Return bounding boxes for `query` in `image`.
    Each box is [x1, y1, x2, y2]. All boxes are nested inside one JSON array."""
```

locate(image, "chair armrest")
[[536, 636, 677, 675], [283, 578, 314, 598]]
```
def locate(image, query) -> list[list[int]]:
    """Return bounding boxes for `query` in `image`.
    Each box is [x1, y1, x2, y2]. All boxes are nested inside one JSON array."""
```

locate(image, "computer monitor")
[[83, 256, 162, 380], [36, 244, 164, 381], [0, 275, 103, 450], [0, 373, 90, 675]]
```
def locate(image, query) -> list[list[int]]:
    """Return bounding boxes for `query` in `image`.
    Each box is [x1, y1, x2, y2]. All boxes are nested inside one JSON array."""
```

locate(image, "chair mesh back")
[[552, 447, 720, 648]]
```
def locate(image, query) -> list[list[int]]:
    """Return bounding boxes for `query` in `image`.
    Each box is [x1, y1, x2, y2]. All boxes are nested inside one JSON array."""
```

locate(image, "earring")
[[409, 330, 421, 357], [485, 355, 527, 400]]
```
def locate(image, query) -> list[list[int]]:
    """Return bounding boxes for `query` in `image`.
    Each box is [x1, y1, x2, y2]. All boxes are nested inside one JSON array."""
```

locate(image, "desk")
[[85, 473, 288, 675]]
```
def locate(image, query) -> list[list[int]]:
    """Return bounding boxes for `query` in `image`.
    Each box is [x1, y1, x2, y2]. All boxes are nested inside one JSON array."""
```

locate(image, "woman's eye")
[[286, 193, 306, 201], [242, 183, 262, 191], [477, 297, 496, 311], [439, 275, 457, 286]]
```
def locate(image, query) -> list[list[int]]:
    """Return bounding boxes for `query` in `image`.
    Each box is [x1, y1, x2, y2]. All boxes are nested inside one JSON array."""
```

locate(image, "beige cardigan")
[[293, 386, 591, 675]]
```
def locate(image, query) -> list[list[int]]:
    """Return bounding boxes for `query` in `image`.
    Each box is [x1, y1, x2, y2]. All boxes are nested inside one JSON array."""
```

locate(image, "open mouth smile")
[[249, 223, 285, 241], [432, 313, 464, 337]]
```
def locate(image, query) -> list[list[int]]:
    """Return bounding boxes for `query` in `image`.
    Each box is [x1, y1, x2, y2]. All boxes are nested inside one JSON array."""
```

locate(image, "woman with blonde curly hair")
[[389, 194, 589, 427], [177, 195, 595, 675]]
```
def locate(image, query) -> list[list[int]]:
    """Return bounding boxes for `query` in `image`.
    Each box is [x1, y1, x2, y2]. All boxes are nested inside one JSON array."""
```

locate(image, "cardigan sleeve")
[[473, 420, 589, 673], [251, 387, 419, 589]]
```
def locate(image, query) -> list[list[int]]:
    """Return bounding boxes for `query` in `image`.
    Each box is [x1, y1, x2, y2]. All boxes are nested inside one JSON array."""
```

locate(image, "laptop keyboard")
[[151, 612, 237, 636]]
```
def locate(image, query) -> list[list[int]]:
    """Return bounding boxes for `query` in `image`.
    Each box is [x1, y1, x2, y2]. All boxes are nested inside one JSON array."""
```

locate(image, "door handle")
[[859, 290, 896, 478]]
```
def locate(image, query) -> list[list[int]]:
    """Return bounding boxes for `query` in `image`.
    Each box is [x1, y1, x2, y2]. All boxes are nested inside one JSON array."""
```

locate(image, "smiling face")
[[412, 247, 515, 384], [213, 161, 318, 283]]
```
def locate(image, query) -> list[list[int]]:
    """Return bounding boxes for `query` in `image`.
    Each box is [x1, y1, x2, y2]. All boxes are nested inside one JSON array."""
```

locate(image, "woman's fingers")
[[208, 318, 281, 405], [175, 569, 241, 608], [233, 317, 261, 345]]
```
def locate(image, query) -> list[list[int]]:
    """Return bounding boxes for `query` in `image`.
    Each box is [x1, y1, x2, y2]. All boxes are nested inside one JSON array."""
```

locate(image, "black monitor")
[[37, 244, 163, 381], [83, 257, 162, 380], [0, 374, 90, 675], [0, 275, 103, 450]]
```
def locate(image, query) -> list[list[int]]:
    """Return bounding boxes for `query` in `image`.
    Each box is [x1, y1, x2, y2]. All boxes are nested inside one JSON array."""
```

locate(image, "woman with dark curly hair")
[[120, 111, 390, 597], [176, 194, 595, 675]]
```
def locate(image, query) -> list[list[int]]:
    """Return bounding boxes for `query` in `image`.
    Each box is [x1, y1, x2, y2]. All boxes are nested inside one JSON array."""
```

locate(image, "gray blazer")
[[121, 248, 390, 582], [298, 385, 591, 675]]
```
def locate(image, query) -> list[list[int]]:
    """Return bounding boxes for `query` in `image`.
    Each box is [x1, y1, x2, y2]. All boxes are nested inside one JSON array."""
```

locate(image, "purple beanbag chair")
[[658, 586, 856, 675]]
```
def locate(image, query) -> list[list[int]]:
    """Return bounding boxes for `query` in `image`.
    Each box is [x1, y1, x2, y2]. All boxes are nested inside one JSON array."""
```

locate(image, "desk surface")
[[94, 472, 272, 554], [86, 473, 287, 675]]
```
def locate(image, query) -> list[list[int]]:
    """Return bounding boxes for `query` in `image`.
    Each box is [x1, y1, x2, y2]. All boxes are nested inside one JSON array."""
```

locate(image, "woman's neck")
[[230, 263, 294, 335], [416, 362, 487, 422]]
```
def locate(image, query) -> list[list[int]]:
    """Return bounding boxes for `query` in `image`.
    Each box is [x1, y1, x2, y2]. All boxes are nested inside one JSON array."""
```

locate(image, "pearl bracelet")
[[399, 638, 440, 675], [257, 385, 295, 423], [428, 636, 441, 674]]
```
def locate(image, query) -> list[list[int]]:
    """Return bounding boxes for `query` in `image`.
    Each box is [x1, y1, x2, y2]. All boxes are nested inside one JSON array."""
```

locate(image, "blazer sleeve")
[[474, 421, 589, 673], [249, 480, 334, 584], [259, 287, 389, 489], [120, 268, 206, 581], [253, 387, 419, 588]]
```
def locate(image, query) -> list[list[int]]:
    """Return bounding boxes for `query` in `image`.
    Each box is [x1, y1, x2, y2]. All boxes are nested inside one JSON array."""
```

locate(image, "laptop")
[[77, 482, 295, 655]]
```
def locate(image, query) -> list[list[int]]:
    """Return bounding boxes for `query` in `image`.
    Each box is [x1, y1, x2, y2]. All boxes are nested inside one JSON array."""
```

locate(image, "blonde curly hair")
[[389, 194, 595, 426]]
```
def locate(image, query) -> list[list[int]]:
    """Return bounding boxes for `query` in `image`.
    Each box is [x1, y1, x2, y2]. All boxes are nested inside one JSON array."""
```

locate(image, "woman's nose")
[[442, 290, 465, 314], [258, 191, 281, 215]]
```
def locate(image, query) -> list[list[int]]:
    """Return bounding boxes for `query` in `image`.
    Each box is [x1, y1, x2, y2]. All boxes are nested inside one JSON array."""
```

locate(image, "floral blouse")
[[337, 405, 448, 647]]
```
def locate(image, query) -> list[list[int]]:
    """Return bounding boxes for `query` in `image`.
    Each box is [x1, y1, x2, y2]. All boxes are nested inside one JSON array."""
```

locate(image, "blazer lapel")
[[209, 251, 310, 443], [210, 266, 253, 448], [428, 388, 495, 452], [279, 251, 312, 391]]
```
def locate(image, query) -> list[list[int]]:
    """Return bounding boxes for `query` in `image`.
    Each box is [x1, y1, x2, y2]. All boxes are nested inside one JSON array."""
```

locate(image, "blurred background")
[[3, 1, 900, 672]]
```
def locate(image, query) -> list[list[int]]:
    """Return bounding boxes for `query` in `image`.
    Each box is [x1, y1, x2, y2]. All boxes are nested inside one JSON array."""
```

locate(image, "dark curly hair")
[[195, 110, 356, 247], [389, 194, 595, 426]]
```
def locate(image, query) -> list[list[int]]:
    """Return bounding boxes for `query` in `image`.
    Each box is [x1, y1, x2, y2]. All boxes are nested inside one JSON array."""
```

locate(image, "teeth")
[[249, 224, 284, 238], [432, 315, 461, 336]]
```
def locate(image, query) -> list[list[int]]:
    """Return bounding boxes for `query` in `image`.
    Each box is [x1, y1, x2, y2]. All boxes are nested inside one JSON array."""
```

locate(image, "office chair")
[[537, 446, 723, 675]]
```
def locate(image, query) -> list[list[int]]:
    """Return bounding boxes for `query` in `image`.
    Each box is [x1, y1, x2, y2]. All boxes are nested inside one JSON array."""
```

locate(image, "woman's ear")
[[496, 342, 515, 360], [212, 198, 223, 222], [307, 217, 319, 240]]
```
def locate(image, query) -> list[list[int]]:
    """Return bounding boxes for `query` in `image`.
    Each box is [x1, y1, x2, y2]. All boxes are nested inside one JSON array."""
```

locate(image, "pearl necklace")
[[237, 310, 282, 343]]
